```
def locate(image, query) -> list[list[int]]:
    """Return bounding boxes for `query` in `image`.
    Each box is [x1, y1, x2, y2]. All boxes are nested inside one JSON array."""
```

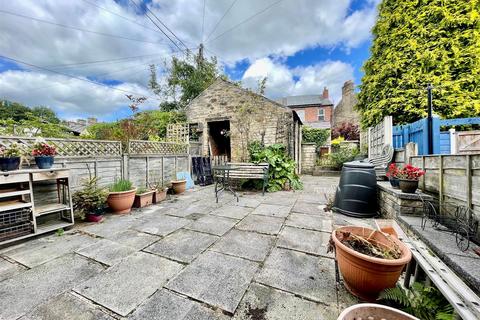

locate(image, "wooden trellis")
[[0, 136, 122, 157], [128, 140, 188, 155], [167, 123, 189, 144]]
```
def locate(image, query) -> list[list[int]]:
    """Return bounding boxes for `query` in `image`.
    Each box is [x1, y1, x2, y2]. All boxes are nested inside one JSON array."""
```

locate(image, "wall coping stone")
[[378, 181, 434, 201]]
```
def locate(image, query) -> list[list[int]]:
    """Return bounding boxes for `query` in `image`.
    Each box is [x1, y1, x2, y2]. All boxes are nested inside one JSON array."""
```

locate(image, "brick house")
[[186, 78, 303, 171], [277, 88, 333, 129]]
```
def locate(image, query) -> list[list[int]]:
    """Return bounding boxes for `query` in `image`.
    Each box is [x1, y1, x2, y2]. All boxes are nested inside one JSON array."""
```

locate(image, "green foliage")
[[357, 0, 480, 127], [55, 228, 64, 237], [249, 142, 302, 192], [0, 143, 23, 158], [31, 106, 60, 124], [380, 283, 454, 320], [331, 136, 345, 147], [109, 179, 134, 192], [136, 187, 149, 194], [302, 127, 330, 147], [317, 145, 359, 170], [72, 175, 108, 218], [0, 101, 31, 121]]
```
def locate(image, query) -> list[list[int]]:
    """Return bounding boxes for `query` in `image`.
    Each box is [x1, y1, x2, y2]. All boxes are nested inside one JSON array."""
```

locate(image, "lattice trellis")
[[0, 136, 122, 157], [128, 140, 188, 155], [167, 123, 189, 144]]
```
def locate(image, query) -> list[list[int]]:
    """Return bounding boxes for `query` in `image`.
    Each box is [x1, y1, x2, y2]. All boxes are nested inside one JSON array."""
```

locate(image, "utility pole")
[[427, 83, 434, 154], [197, 43, 204, 68]]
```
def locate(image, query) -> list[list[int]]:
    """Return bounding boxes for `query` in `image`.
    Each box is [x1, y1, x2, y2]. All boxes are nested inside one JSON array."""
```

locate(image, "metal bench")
[[225, 162, 269, 195], [368, 144, 394, 178]]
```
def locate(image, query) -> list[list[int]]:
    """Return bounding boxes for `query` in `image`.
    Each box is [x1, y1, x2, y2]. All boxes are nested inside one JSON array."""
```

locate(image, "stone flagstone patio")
[[0, 176, 361, 320]]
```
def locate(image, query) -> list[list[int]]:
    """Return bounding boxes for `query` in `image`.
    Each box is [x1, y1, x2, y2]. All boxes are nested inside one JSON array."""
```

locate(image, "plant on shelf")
[[379, 282, 454, 320], [72, 171, 108, 222], [386, 163, 400, 189], [396, 164, 425, 194], [133, 187, 155, 208], [0, 143, 24, 171], [107, 179, 136, 214], [31, 138, 57, 169]]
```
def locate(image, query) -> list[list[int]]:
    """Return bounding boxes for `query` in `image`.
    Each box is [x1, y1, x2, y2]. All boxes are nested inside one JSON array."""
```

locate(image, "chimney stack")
[[322, 87, 329, 99]]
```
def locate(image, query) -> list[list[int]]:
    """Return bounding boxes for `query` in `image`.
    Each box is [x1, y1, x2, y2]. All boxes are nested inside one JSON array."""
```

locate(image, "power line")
[[79, 0, 166, 36], [0, 9, 167, 46], [201, 0, 206, 42], [0, 54, 161, 100], [45, 52, 166, 69], [205, 0, 238, 42], [206, 0, 285, 44]]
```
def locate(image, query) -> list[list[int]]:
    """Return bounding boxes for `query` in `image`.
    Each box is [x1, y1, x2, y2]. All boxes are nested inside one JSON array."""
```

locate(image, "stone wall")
[[333, 80, 361, 127], [186, 79, 297, 162], [377, 182, 433, 218], [301, 143, 317, 174]]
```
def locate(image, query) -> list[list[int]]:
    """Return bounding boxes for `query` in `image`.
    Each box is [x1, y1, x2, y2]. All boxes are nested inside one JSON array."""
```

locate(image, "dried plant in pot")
[[149, 181, 168, 204], [0, 144, 24, 171], [133, 187, 155, 208], [397, 164, 425, 194], [72, 173, 108, 223], [31, 139, 57, 169], [107, 179, 136, 214], [328, 226, 412, 302]]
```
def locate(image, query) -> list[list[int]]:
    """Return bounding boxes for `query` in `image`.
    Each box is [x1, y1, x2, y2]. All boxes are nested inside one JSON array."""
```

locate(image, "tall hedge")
[[357, 0, 480, 127]]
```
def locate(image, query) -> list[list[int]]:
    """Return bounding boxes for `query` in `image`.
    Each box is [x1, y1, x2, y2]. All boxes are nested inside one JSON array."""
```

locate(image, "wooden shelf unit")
[[0, 168, 74, 246]]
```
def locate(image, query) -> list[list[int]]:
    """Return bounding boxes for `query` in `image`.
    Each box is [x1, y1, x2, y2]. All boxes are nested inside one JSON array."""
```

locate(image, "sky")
[[0, 0, 380, 121]]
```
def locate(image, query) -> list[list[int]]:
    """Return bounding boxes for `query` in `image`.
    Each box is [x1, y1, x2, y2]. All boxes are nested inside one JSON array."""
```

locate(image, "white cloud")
[[242, 58, 354, 104]]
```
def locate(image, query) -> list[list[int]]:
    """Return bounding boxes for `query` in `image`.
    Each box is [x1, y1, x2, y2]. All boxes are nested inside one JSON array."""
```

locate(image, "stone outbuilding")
[[186, 78, 303, 170], [333, 80, 361, 127]]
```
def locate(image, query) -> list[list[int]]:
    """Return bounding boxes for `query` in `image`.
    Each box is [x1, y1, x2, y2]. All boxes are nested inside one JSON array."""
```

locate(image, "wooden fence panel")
[[456, 131, 480, 154]]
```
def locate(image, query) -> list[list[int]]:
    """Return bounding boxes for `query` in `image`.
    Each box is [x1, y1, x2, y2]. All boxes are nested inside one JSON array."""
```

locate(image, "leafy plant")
[[397, 164, 425, 180], [302, 127, 330, 148], [379, 283, 454, 320], [317, 145, 359, 170], [31, 139, 57, 156], [109, 179, 134, 192], [136, 187, 149, 194], [332, 122, 360, 141], [72, 172, 108, 218], [0, 143, 23, 158], [56, 228, 64, 237], [249, 142, 302, 192]]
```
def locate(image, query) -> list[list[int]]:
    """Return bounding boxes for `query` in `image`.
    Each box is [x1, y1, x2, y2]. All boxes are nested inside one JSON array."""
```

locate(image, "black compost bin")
[[333, 161, 377, 217]]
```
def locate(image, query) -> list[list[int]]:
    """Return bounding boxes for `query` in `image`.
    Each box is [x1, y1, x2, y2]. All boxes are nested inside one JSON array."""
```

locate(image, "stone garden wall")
[[301, 143, 316, 174]]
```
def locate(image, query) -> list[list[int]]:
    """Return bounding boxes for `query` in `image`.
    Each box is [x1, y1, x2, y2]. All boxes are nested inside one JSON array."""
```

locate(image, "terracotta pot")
[[337, 303, 419, 320], [107, 188, 136, 214], [332, 226, 412, 301], [133, 190, 155, 208], [153, 188, 167, 203], [171, 180, 186, 194], [399, 179, 419, 193]]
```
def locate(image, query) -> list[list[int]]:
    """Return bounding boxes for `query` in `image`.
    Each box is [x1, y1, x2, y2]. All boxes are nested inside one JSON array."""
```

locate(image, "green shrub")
[[302, 127, 330, 147], [317, 145, 359, 170], [72, 176, 108, 218], [249, 142, 302, 192], [109, 179, 134, 192]]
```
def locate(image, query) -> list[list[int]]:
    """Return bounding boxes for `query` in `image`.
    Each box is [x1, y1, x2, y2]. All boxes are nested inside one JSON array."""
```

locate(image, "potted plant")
[[171, 177, 186, 194], [397, 164, 425, 193], [149, 182, 168, 203], [328, 226, 412, 302], [337, 303, 419, 320], [133, 187, 155, 208], [31, 139, 57, 169], [107, 179, 136, 214], [72, 174, 108, 223], [386, 163, 400, 189], [0, 144, 23, 171]]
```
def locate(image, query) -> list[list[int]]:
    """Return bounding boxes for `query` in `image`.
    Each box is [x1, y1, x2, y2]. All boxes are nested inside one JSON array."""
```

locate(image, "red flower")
[[386, 163, 399, 178], [397, 164, 425, 180], [31, 143, 57, 156]]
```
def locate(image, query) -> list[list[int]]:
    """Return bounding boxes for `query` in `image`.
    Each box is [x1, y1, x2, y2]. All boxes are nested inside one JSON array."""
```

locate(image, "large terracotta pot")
[[332, 226, 412, 301], [171, 180, 186, 194], [107, 188, 136, 214], [337, 303, 419, 320]]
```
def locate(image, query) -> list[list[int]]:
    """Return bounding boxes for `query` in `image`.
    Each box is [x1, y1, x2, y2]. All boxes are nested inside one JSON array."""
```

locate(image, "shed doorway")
[[208, 120, 231, 164]]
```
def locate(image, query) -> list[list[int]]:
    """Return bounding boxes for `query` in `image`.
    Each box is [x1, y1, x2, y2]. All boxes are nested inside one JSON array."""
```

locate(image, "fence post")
[[466, 155, 472, 221], [439, 155, 444, 214], [146, 156, 150, 187], [367, 127, 372, 159], [384, 116, 393, 146], [449, 128, 456, 154]]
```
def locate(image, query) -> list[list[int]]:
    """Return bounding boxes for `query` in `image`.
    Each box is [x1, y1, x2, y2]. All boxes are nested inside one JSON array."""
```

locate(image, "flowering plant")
[[397, 164, 425, 181], [0, 144, 23, 158], [31, 142, 57, 157], [386, 163, 399, 178]]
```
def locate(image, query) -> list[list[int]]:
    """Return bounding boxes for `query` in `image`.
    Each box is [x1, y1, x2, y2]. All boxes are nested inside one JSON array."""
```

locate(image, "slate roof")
[[276, 95, 333, 107]]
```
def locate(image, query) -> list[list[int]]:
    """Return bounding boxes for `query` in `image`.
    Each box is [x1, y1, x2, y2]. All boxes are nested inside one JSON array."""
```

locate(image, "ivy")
[[302, 127, 330, 147], [357, 0, 480, 127]]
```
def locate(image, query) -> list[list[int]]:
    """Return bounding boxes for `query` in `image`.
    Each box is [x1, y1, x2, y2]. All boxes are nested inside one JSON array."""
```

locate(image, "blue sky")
[[0, 0, 378, 121]]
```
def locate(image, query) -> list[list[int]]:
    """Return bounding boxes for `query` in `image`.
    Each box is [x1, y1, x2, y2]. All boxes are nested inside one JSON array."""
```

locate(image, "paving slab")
[[75, 251, 183, 317], [106, 229, 160, 250], [20, 292, 114, 320], [76, 239, 137, 266], [0, 254, 103, 320], [236, 215, 284, 235], [233, 283, 336, 320], [255, 247, 336, 304], [261, 194, 297, 206], [145, 229, 218, 263], [228, 197, 262, 208], [292, 201, 325, 215], [166, 250, 258, 313], [277, 226, 332, 257], [251, 203, 291, 218], [286, 212, 332, 233], [170, 202, 217, 217], [128, 289, 229, 320], [210, 229, 275, 262], [210, 205, 253, 219], [184, 215, 238, 236], [134, 215, 190, 236], [81, 215, 139, 238], [0, 257, 26, 282], [1, 233, 98, 267]]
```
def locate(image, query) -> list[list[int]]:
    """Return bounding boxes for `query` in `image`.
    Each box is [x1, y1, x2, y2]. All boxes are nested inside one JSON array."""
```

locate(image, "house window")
[[318, 108, 325, 121]]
